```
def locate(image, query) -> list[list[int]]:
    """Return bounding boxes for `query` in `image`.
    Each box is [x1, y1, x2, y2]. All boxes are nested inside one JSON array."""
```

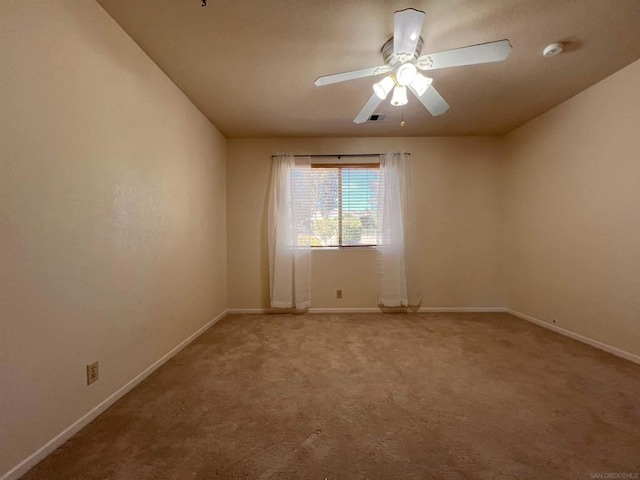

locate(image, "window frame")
[[307, 162, 380, 249]]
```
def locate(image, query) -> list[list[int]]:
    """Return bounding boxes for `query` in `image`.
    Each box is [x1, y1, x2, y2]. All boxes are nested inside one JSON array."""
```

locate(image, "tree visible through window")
[[294, 164, 380, 247]]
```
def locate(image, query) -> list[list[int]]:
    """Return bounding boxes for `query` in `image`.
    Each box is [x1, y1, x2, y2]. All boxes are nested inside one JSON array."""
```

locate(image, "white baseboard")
[[308, 307, 381, 313], [506, 308, 640, 365], [227, 307, 507, 314], [418, 307, 507, 313], [227, 308, 267, 314], [226, 308, 381, 314], [1, 310, 228, 480]]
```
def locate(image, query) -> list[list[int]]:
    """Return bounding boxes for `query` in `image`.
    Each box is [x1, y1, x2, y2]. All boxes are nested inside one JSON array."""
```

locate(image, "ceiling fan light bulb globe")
[[410, 73, 432, 97], [395, 62, 417, 86], [373, 76, 395, 100], [391, 86, 408, 106]]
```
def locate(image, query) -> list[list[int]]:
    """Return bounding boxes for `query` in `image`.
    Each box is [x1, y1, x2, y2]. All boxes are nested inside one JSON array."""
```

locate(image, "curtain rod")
[[271, 153, 385, 159]]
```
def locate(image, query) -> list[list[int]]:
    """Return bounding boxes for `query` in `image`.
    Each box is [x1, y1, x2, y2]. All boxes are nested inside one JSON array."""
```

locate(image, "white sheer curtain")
[[267, 154, 311, 310], [376, 152, 422, 308]]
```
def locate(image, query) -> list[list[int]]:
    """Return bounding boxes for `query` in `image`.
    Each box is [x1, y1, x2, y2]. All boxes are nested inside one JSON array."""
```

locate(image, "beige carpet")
[[23, 312, 640, 479]]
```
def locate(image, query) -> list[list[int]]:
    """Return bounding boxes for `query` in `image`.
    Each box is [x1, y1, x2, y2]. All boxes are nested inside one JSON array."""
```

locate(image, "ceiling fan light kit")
[[396, 62, 418, 86], [411, 73, 432, 97], [391, 85, 408, 106], [314, 8, 513, 124], [373, 76, 395, 100]]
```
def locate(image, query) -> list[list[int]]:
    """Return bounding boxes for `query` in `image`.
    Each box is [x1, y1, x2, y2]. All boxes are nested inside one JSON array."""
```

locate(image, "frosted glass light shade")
[[373, 76, 395, 100], [395, 62, 417, 86], [410, 73, 432, 97], [390, 86, 408, 106]]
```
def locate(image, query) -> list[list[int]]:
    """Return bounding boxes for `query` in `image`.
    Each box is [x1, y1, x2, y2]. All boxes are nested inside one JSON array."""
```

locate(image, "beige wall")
[[0, 1, 227, 475], [227, 137, 505, 310], [503, 59, 640, 356]]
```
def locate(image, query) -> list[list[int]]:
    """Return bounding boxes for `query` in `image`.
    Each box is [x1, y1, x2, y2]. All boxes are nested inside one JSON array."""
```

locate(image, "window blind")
[[294, 164, 380, 247]]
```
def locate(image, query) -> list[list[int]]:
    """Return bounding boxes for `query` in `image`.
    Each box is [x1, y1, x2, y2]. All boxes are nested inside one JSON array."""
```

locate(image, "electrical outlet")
[[336, 289, 343, 299], [87, 361, 99, 385]]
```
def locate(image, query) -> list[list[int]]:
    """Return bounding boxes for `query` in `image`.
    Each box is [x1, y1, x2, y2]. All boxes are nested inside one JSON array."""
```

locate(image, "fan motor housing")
[[381, 36, 424, 67]]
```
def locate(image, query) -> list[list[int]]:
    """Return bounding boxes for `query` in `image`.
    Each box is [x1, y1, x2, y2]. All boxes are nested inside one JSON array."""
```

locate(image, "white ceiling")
[[96, 0, 640, 138]]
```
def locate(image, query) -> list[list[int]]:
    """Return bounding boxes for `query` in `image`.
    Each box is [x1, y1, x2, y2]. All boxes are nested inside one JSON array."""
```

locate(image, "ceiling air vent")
[[367, 113, 388, 122]]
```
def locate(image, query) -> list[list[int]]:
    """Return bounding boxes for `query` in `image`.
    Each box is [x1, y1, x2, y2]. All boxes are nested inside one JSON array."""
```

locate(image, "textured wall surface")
[[503, 59, 640, 357], [227, 137, 504, 310], [0, 1, 227, 475]]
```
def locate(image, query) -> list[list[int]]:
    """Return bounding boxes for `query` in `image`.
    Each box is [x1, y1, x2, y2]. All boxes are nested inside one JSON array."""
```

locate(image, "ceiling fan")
[[314, 8, 512, 124]]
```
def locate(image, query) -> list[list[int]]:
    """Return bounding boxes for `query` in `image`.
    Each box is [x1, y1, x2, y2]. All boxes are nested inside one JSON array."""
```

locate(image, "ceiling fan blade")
[[353, 93, 384, 124], [416, 39, 512, 71], [314, 65, 390, 87], [394, 8, 425, 57], [408, 84, 449, 116]]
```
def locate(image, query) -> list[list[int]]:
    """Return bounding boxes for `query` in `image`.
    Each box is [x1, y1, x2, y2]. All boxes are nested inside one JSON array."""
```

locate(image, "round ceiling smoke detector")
[[543, 42, 564, 57]]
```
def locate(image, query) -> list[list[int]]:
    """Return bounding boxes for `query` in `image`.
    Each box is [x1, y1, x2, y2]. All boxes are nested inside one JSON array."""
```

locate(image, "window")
[[294, 163, 380, 247]]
